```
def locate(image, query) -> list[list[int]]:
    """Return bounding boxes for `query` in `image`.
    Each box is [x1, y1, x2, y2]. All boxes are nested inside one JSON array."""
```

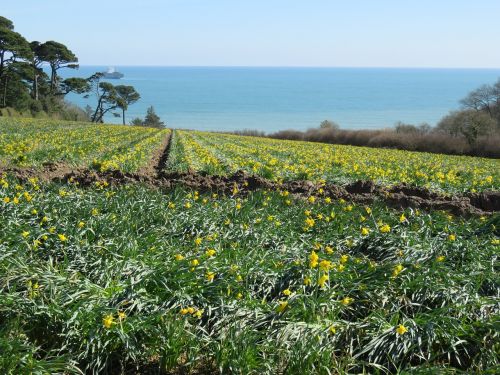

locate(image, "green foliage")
[[143, 106, 165, 128], [0, 18, 33, 108], [36, 40, 78, 67], [0, 74, 32, 110], [0, 117, 169, 171], [86, 74, 141, 124], [0, 16, 14, 30], [169, 130, 499, 193], [130, 106, 166, 128], [130, 117, 144, 126], [61, 78, 90, 95], [0, 16, 89, 117], [0, 26, 33, 61], [0, 178, 498, 373], [115, 85, 140, 125], [36, 40, 78, 93]]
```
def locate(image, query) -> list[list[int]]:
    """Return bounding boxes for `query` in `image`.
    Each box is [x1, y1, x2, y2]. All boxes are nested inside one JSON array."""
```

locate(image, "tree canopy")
[[0, 16, 14, 30], [36, 40, 78, 93], [143, 106, 165, 128], [0, 15, 141, 122], [0, 17, 33, 107], [115, 85, 140, 125]]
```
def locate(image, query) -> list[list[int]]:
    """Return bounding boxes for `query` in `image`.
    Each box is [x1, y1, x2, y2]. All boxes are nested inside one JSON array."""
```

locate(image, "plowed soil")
[[1, 132, 498, 216], [1, 165, 498, 216]]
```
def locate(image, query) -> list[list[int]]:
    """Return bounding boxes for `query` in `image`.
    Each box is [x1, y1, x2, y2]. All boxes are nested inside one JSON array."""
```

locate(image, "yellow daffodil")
[[205, 249, 216, 257], [319, 259, 332, 271], [392, 264, 404, 278], [379, 224, 391, 233], [277, 301, 288, 313], [396, 324, 408, 335], [340, 297, 353, 306], [103, 314, 115, 329], [317, 274, 329, 288], [309, 250, 319, 268], [190, 259, 199, 267]]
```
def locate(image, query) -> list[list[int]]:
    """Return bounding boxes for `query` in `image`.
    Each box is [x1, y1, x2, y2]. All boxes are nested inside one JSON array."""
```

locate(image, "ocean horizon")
[[62, 66, 500, 132]]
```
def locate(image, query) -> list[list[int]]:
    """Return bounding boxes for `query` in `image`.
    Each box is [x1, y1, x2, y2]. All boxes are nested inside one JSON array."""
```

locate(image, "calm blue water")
[[62, 67, 500, 132]]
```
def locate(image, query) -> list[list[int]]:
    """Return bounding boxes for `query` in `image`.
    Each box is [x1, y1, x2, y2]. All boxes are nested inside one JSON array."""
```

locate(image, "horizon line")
[[76, 64, 500, 70]]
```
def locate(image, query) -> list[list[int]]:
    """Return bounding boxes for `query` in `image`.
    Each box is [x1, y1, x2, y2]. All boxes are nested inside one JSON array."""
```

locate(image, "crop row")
[[168, 130, 499, 192], [1, 119, 498, 193], [0, 175, 498, 373], [0, 118, 169, 172]]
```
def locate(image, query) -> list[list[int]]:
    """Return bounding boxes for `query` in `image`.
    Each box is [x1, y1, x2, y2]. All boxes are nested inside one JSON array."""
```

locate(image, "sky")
[[3, 0, 500, 68]]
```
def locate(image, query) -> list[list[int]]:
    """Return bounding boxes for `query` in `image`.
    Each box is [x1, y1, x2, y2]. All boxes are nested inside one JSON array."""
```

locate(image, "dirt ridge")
[[1, 165, 498, 216]]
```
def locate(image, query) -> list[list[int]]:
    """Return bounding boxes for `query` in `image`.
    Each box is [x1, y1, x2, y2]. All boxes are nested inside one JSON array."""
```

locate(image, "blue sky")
[[4, 0, 500, 67]]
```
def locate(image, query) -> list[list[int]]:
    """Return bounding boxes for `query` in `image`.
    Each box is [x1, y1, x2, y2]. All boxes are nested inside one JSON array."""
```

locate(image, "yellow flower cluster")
[[173, 130, 499, 192], [0, 118, 169, 172], [180, 306, 204, 318]]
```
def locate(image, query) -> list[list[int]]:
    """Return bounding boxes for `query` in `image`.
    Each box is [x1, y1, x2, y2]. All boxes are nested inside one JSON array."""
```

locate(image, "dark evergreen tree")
[[0, 17, 32, 107], [36, 41, 78, 94], [143, 106, 165, 128]]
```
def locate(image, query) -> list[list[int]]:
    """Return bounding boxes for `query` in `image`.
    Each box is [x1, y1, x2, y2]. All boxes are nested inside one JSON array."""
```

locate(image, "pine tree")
[[143, 106, 165, 128]]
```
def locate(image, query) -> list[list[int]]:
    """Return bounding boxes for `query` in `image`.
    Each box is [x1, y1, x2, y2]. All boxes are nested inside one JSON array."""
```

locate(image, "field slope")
[[0, 118, 498, 374], [167, 130, 499, 193], [0, 118, 169, 173]]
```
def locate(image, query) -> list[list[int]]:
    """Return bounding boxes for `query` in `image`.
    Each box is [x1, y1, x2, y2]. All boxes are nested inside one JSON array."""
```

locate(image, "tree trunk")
[[32, 68, 39, 100], [0, 51, 4, 81], [34, 74, 39, 100], [92, 97, 103, 123], [122, 107, 125, 125], [98, 107, 104, 123], [2, 76, 8, 107], [50, 65, 57, 94], [97, 106, 116, 123]]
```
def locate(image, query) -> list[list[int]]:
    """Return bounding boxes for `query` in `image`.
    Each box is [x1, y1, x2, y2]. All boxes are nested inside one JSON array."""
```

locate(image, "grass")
[[1, 175, 498, 374]]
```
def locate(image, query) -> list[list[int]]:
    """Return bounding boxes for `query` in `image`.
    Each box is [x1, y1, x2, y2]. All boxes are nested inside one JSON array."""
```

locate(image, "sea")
[[61, 67, 500, 132]]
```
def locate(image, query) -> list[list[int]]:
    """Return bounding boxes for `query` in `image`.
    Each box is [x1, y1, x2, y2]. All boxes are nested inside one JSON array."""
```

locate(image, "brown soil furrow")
[[155, 130, 173, 176], [1, 166, 498, 216], [137, 131, 172, 178]]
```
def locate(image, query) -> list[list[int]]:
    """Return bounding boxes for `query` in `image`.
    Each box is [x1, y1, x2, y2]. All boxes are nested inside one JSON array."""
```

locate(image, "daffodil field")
[[0, 118, 169, 172], [0, 119, 499, 374], [0, 177, 498, 374], [168, 130, 499, 193], [1, 119, 498, 193]]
